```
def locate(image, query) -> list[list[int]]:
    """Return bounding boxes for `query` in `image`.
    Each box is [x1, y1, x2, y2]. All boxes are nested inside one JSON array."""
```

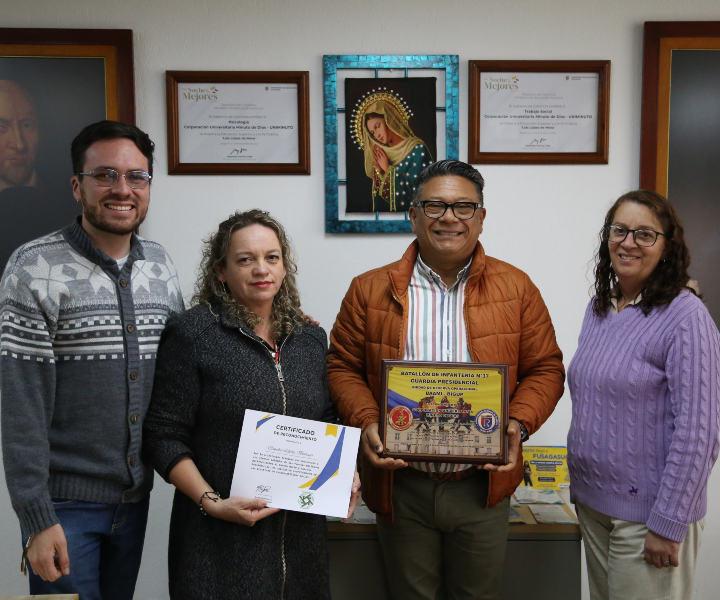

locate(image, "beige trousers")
[[376, 468, 510, 600], [576, 501, 704, 600]]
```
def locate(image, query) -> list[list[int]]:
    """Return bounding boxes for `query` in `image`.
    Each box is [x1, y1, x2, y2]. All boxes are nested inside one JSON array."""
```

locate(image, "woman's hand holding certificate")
[[203, 496, 281, 527], [231, 410, 361, 519]]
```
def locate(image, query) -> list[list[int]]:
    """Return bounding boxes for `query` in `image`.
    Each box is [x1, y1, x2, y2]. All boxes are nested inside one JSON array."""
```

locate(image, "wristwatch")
[[517, 421, 529, 442]]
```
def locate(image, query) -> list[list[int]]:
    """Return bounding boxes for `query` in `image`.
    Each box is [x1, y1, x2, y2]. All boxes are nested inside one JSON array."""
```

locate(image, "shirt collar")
[[610, 291, 642, 314], [415, 254, 472, 290], [62, 215, 145, 270]]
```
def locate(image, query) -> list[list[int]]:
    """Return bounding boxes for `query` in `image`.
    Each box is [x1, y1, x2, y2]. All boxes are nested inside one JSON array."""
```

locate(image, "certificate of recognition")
[[479, 72, 599, 153], [230, 410, 361, 519], [178, 82, 299, 164], [379, 360, 509, 465]]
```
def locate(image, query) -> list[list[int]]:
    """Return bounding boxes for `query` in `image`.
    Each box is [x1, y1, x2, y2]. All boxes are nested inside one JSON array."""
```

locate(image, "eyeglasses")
[[606, 225, 665, 247], [75, 168, 152, 189], [416, 201, 482, 220]]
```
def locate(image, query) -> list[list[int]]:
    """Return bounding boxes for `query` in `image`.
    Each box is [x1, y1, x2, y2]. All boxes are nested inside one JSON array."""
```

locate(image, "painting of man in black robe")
[[0, 57, 107, 272]]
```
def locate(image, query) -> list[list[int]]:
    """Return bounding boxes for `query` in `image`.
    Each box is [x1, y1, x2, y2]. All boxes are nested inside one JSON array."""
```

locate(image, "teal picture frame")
[[324, 55, 459, 234]]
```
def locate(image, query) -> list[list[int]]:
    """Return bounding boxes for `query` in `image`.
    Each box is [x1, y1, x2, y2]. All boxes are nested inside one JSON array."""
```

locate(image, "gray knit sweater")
[[143, 304, 334, 600], [0, 218, 184, 536]]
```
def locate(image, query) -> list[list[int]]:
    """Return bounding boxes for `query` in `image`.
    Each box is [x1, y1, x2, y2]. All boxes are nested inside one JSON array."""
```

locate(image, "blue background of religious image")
[[0, 57, 106, 272]]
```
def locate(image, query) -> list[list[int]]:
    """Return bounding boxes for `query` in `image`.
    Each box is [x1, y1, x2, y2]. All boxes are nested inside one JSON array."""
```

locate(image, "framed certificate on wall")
[[166, 70, 310, 175], [468, 60, 610, 165], [379, 360, 509, 465]]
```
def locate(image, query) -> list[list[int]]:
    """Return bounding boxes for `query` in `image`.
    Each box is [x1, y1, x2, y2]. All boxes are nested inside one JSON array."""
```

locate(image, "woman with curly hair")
[[567, 191, 720, 600], [143, 209, 359, 600]]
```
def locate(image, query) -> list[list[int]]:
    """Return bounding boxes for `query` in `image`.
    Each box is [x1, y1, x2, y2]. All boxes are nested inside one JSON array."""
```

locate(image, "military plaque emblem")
[[475, 409, 500, 434], [388, 405, 413, 431]]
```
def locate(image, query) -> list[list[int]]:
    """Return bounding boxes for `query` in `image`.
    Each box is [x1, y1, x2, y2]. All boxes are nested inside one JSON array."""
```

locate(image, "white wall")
[[1, 0, 719, 597]]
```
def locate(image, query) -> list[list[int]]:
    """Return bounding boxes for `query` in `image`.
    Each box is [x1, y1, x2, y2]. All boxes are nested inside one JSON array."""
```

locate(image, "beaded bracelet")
[[198, 491, 221, 516]]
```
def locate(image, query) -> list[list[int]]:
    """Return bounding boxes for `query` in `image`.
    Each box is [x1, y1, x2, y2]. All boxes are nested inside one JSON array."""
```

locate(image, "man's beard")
[[79, 186, 148, 235]]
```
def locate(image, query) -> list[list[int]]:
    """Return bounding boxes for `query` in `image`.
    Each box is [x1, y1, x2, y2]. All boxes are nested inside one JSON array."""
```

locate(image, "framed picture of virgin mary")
[[324, 55, 459, 234], [345, 78, 437, 213]]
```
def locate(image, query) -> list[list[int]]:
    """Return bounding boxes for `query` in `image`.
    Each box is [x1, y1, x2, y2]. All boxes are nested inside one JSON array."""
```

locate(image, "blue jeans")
[[27, 495, 150, 600]]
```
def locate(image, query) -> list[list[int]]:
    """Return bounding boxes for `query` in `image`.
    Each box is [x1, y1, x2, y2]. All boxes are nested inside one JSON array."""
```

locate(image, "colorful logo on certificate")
[[388, 406, 413, 431], [475, 409, 499, 434], [298, 491, 314, 509]]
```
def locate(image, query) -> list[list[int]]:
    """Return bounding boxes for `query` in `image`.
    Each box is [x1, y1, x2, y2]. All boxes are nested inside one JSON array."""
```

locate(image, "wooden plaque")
[[379, 360, 509, 465]]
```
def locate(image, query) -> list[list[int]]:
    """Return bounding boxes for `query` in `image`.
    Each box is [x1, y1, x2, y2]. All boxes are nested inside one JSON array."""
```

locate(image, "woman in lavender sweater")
[[568, 190, 719, 600]]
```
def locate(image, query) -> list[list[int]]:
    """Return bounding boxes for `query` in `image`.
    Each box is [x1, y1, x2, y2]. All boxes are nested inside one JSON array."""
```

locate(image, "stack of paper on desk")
[[512, 487, 564, 505], [529, 505, 578, 524], [508, 506, 525, 523]]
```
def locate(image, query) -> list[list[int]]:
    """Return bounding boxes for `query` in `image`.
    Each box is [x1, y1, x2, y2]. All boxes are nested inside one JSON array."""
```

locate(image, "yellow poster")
[[520, 446, 569, 490], [383, 363, 506, 462]]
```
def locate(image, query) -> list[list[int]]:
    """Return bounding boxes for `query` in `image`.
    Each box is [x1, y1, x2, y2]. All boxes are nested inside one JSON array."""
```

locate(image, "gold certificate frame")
[[379, 360, 509, 465]]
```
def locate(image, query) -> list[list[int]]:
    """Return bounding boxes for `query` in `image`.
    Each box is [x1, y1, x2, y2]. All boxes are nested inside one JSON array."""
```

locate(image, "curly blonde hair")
[[192, 209, 310, 339]]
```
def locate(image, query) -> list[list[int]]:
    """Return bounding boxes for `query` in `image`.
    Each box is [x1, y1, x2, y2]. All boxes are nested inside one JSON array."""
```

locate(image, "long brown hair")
[[592, 190, 698, 316], [192, 209, 310, 338]]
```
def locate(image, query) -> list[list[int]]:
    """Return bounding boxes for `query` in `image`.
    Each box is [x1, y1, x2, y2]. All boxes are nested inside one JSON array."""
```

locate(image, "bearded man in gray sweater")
[[0, 120, 184, 600]]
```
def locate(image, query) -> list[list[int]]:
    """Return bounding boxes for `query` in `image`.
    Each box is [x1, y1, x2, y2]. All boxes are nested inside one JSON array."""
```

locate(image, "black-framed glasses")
[[75, 167, 152, 189], [416, 200, 482, 220], [606, 224, 665, 247]]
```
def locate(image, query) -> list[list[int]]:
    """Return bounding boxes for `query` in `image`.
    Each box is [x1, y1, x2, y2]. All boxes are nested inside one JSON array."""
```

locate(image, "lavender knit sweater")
[[567, 291, 720, 543]]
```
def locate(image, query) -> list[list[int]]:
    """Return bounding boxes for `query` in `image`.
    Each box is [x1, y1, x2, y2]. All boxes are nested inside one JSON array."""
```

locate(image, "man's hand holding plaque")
[[481, 418, 520, 472], [361, 422, 408, 470]]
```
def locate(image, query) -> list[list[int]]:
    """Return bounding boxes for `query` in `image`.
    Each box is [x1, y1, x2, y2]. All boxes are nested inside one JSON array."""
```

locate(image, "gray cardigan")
[[143, 303, 334, 600], [0, 218, 184, 536]]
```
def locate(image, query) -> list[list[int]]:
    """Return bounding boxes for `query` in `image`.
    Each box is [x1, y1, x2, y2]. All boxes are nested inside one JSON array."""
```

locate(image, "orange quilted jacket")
[[328, 241, 565, 521]]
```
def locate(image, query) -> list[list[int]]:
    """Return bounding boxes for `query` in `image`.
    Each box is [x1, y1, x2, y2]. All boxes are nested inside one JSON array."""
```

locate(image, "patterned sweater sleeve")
[[0, 255, 60, 536], [647, 305, 720, 542], [143, 314, 202, 481]]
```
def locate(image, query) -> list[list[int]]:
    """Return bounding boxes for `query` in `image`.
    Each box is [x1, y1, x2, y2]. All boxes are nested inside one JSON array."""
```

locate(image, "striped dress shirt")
[[404, 255, 473, 473]]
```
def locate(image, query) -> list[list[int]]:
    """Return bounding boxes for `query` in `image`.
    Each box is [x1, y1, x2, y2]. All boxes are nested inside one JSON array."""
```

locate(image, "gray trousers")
[[577, 501, 704, 600], [376, 468, 510, 600]]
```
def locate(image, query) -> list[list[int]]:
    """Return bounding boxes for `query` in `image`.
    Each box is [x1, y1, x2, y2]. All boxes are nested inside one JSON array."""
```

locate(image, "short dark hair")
[[412, 160, 485, 206], [592, 189, 698, 316], [71, 120, 155, 178]]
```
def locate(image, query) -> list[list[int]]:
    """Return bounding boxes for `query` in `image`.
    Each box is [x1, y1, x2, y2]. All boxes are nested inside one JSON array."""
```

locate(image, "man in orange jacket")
[[328, 160, 565, 600]]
